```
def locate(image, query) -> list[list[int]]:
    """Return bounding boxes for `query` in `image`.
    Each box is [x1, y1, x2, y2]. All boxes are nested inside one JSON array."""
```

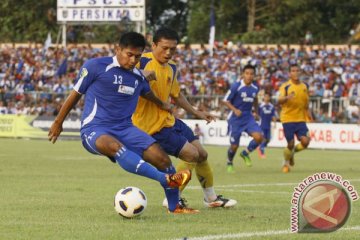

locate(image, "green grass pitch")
[[0, 138, 359, 240]]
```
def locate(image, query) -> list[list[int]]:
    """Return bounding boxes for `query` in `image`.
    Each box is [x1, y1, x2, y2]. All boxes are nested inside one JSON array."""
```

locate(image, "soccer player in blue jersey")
[[257, 93, 277, 159], [48, 32, 196, 214], [223, 64, 263, 172]]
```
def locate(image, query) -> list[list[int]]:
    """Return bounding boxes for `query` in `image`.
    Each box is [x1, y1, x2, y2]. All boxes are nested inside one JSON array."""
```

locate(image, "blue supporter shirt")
[[259, 102, 275, 129], [223, 79, 259, 123], [73, 56, 150, 129]]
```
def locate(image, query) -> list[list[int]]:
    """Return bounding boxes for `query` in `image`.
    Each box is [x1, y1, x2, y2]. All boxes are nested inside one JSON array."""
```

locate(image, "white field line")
[[170, 225, 360, 240], [185, 179, 360, 190], [219, 189, 290, 195]]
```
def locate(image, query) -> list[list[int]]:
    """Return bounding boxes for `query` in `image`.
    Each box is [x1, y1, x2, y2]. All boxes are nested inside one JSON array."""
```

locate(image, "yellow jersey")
[[132, 52, 180, 135], [279, 79, 309, 123]]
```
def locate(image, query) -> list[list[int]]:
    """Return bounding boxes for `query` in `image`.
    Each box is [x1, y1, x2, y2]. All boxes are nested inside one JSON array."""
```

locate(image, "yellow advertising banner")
[[0, 115, 78, 138]]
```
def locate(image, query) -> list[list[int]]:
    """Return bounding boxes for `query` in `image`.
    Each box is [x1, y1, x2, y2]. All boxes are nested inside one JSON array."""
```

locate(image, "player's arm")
[[142, 91, 172, 112], [222, 100, 241, 117], [278, 92, 295, 104], [222, 85, 241, 117], [173, 92, 216, 123], [48, 90, 82, 143], [253, 96, 259, 119], [141, 70, 156, 81]]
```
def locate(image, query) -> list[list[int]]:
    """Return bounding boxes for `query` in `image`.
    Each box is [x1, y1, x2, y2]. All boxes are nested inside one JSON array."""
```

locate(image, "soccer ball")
[[114, 186, 147, 218]]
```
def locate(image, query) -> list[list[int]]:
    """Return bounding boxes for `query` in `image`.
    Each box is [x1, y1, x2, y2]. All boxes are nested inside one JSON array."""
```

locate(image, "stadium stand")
[[0, 43, 359, 123]]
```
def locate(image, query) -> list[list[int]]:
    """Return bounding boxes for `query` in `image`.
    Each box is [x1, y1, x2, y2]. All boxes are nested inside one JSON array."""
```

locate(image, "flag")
[[56, 59, 67, 77], [209, 4, 216, 57], [44, 32, 52, 50]]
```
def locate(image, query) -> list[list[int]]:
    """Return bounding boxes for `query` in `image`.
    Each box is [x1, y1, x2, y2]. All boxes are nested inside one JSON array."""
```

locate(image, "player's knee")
[[198, 150, 208, 162], [183, 150, 199, 163], [254, 135, 263, 144], [191, 151, 200, 162], [108, 142, 122, 155], [230, 145, 238, 152], [301, 138, 310, 148]]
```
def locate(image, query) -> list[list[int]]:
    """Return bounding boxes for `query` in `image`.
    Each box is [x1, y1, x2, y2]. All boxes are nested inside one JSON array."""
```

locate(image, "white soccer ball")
[[114, 186, 147, 218]]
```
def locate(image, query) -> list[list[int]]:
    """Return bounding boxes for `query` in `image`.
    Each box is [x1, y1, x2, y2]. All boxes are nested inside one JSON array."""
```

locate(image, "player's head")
[[289, 64, 300, 81], [242, 64, 256, 85], [116, 32, 146, 70], [264, 92, 271, 103], [152, 27, 179, 64]]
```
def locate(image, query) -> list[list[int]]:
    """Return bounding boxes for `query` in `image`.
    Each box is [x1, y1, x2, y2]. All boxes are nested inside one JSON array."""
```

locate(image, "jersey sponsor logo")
[[118, 85, 135, 95], [262, 108, 272, 114], [240, 92, 255, 102]]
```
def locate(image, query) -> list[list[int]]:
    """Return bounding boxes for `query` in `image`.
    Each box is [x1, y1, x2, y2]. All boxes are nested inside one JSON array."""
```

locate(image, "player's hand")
[[234, 109, 242, 117], [141, 70, 156, 81], [253, 112, 259, 120], [48, 121, 63, 144], [195, 111, 216, 124], [287, 92, 295, 100]]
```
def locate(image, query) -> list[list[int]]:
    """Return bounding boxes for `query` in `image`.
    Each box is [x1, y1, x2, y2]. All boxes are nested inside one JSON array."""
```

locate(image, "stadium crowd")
[[0, 42, 359, 124]]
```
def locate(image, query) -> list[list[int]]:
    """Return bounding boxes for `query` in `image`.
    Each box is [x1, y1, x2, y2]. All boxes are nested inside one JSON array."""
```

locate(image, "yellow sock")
[[295, 143, 305, 152], [283, 147, 293, 161], [176, 160, 196, 192], [195, 160, 214, 189]]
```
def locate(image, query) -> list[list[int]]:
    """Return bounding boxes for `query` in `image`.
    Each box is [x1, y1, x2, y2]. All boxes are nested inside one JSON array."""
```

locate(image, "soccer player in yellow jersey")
[[278, 64, 312, 173], [133, 28, 237, 209]]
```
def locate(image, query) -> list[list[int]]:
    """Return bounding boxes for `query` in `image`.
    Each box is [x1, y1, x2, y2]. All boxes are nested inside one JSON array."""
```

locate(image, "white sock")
[[283, 160, 290, 166], [203, 187, 217, 202]]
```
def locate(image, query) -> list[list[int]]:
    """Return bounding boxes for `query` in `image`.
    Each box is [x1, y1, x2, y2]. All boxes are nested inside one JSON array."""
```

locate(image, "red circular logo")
[[301, 182, 351, 231]]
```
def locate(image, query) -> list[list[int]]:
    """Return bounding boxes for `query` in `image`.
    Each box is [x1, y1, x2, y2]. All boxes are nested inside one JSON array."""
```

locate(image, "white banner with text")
[[183, 120, 360, 150]]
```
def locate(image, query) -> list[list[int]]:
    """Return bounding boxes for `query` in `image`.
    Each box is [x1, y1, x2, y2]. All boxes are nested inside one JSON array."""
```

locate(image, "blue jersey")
[[73, 56, 150, 130], [224, 80, 259, 123], [259, 103, 275, 129]]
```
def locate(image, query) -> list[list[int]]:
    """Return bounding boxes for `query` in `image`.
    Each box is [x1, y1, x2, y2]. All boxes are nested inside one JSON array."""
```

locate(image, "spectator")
[[194, 123, 204, 144]]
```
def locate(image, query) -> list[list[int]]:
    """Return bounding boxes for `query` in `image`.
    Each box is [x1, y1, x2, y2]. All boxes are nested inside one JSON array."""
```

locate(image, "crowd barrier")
[[1, 114, 359, 150]]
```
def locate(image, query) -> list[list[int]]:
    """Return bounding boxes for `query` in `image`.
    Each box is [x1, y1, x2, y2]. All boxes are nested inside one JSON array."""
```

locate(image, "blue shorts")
[[282, 122, 309, 143], [152, 119, 198, 157], [80, 125, 156, 162], [228, 118, 262, 145], [262, 128, 271, 140]]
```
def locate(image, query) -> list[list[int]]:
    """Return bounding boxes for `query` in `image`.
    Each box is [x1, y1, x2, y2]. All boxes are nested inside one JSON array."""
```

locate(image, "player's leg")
[[258, 129, 270, 158], [226, 123, 241, 172], [281, 123, 295, 173], [142, 143, 185, 213], [82, 128, 192, 213], [189, 139, 237, 208], [82, 131, 168, 185], [120, 126, 195, 213], [151, 124, 200, 213], [240, 120, 263, 167], [294, 122, 311, 154]]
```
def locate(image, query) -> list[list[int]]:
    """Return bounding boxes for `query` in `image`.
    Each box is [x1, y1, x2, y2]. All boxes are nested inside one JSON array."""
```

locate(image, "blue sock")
[[241, 150, 249, 156], [115, 147, 168, 187], [260, 140, 268, 154], [247, 139, 260, 152], [227, 148, 235, 163], [160, 165, 179, 212]]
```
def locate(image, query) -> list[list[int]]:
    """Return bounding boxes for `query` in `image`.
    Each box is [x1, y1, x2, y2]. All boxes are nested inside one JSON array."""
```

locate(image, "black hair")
[[153, 27, 179, 44], [119, 32, 146, 49], [289, 63, 299, 70], [243, 64, 256, 72]]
